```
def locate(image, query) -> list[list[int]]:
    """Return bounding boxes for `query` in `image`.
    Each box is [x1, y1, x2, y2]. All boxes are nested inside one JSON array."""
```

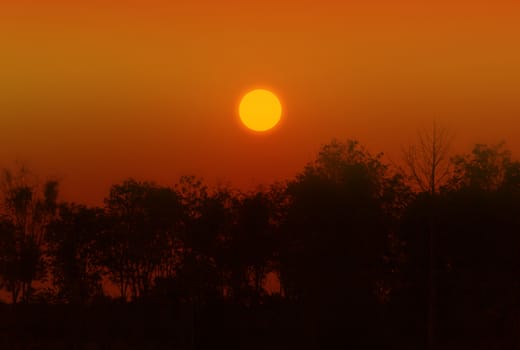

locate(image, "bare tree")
[[403, 122, 453, 194], [402, 122, 453, 350]]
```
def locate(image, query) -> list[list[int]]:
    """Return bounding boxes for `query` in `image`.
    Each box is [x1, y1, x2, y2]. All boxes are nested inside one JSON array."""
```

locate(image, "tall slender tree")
[[402, 122, 453, 350]]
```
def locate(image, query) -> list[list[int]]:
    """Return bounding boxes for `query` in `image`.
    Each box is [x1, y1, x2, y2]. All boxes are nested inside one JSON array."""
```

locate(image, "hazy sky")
[[1, 0, 519, 205]]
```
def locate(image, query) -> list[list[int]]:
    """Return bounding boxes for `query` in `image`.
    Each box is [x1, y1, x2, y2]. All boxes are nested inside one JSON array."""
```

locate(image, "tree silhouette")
[[448, 142, 520, 192], [0, 138, 518, 349], [172, 176, 225, 301], [401, 122, 454, 350], [102, 179, 181, 300], [433, 143, 520, 347], [0, 165, 58, 303], [46, 203, 105, 304], [227, 190, 275, 304], [279, 139, 403, 346], [403, 122, 452, 195]]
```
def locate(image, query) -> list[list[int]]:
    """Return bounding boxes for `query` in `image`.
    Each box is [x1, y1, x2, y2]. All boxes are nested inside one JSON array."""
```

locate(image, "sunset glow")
[[0, 1, 519, 347], [0, 0, 519, 205]]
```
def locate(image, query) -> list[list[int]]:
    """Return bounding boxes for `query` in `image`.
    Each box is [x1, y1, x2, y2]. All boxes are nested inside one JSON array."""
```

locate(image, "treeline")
[[0, 136, 519, 348]]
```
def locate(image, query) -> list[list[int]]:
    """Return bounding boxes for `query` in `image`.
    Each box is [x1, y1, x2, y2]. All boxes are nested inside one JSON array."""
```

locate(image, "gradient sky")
[[1, 0, 519, 205]]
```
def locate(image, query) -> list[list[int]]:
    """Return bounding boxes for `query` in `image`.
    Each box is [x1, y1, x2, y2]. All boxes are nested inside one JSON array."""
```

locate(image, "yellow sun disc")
[[239, 89, 282, 132]]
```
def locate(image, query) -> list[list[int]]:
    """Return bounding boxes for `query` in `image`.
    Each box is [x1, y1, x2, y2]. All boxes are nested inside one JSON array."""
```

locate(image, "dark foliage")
[[0, 140, 519, 349]]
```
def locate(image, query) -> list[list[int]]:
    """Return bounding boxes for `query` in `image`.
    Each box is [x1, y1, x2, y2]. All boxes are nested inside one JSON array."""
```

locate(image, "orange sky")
[[1, 0, 519, 205]]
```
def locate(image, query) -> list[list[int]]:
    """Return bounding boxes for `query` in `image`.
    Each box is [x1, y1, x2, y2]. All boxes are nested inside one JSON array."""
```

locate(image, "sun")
[[238, 89, 282, 132]]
